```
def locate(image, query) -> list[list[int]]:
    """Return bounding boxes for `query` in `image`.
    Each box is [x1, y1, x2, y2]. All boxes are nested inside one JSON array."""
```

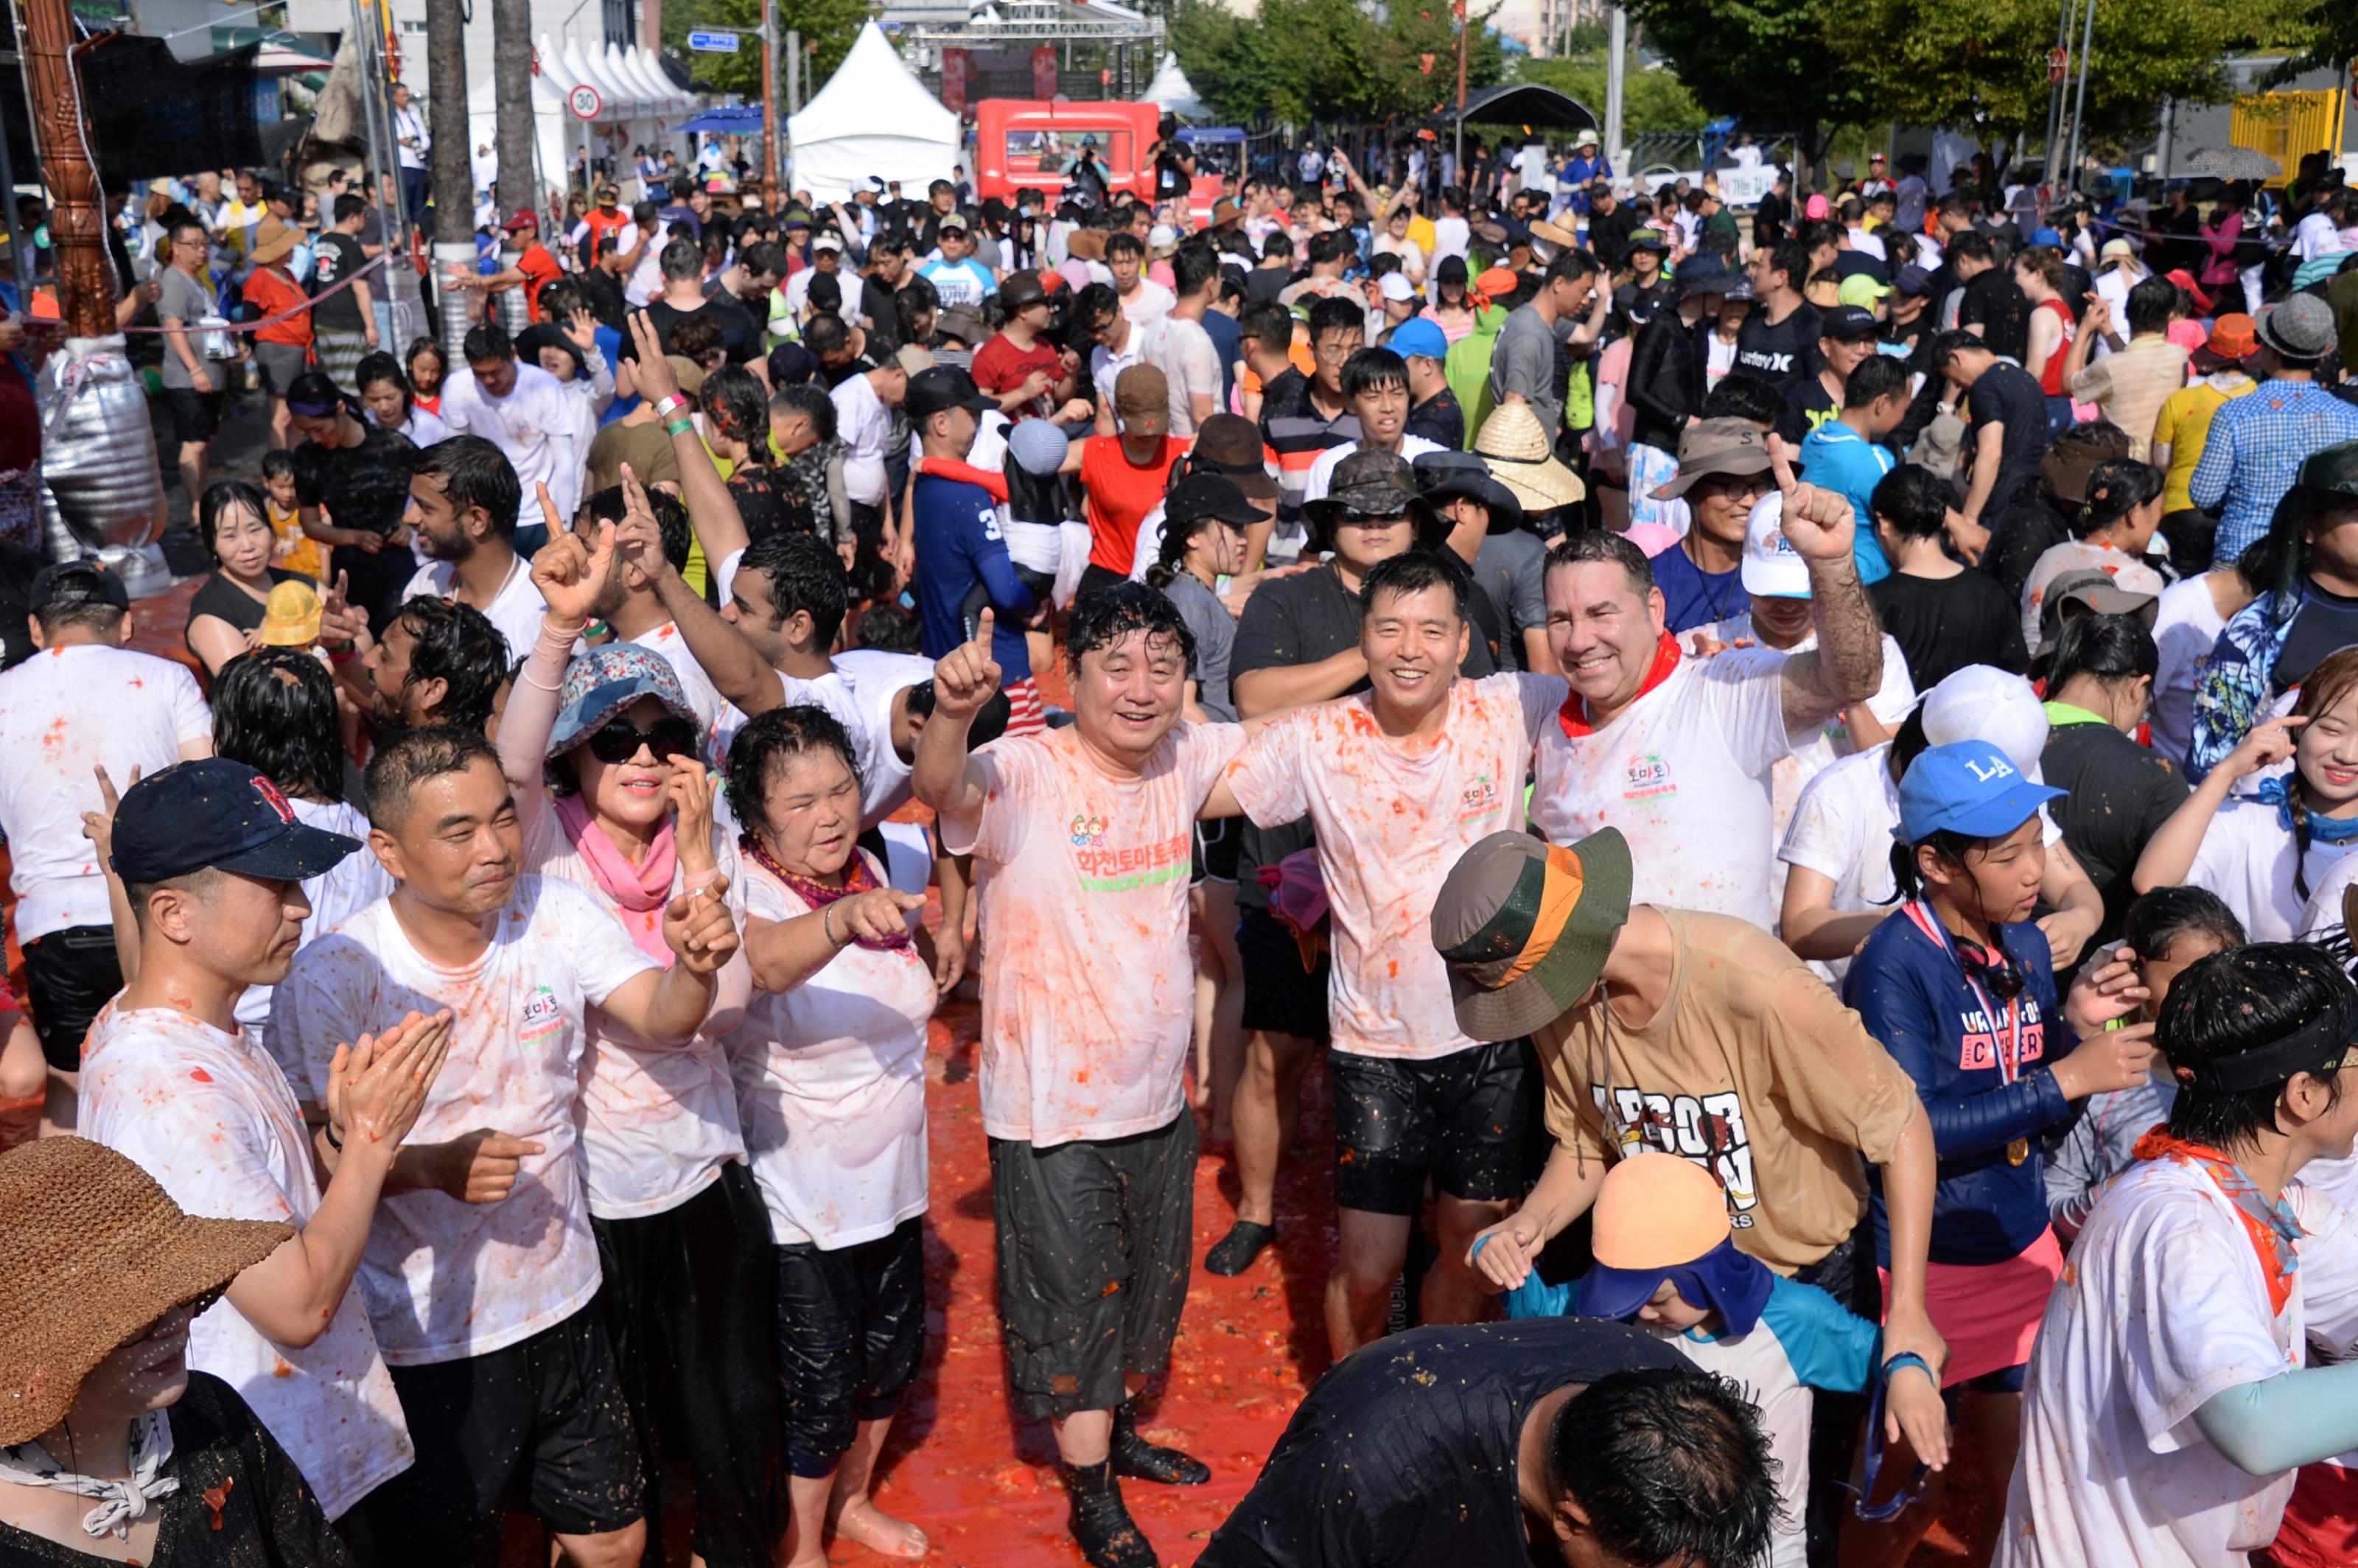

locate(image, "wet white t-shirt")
[[1999, 1160, 2358, 1568], [941, 721, 1246, 1147], [80, 1004, 412, 1518], [2149, 574, 2231, 769], [730, 851, 934, 1248], [268, 878, 657, 1364], [239, 799, 393, 1049], [1225, 673, 1564, 1057], [0, 645, 211, 942], [2185, 791, 2358, 945], [402, 554, 550, 667], [833, 648, 932, 824], [1532, 648, 1794, 930]]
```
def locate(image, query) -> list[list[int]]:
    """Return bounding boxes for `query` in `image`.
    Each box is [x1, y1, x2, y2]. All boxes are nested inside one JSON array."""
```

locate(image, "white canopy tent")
[[786, 21, 959, 203], [466, 71, 575, 207], [1137, 52, 1208, 121]]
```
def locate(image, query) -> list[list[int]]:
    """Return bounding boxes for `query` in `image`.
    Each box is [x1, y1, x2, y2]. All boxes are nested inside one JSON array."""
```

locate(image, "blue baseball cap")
[[110, 759, 360, 886], [1896, 741, 2066, 845], [2028, 227, 2065, 248], [1386, 316, 1449, 363]]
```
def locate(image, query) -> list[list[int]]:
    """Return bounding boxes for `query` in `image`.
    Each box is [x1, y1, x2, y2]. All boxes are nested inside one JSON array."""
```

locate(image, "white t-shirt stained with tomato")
[[730, 851, 934, 1248], [1533, 648, 1795, 930], [1225, 673, 1566, 1057], [940, 721, 1247, 1147], [80, 1004, 413, 1519], [268, 877, 658, 1365]]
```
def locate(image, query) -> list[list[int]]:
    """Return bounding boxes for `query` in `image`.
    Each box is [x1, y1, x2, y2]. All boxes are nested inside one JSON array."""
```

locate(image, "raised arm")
[[501, 497, 615, 802], [619, 484, 786, 717], [2135, 715, 2301, 894], [911, 608, 1003, 822], [1766, 434, 1883, 734], [627, 309, 749, 567]]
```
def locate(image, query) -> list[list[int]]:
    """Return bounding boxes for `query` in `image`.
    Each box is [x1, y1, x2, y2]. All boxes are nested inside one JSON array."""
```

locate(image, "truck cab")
[[973, 99, 1161, 207]]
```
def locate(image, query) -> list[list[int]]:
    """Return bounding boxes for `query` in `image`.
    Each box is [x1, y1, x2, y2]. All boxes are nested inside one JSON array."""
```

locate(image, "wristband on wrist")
[[1881, 1351, 1934, 1387], [324, 1121, 345, 1152], [653, 393, 685, 421], [665, 417, 695, 438], [822, 903, 842, 948]]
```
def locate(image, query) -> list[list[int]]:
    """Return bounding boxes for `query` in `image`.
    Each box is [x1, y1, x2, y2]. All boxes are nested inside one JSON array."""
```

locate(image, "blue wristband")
[[1881, 1351, 1935, 1387]]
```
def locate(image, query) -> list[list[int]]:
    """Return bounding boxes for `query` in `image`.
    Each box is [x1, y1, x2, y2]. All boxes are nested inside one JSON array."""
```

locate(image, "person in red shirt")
[[239, 217, 314, 450], [971, 269, 1082, 421], [1079, 363, 1187, 595], [581, 181, 632, 261], [452, 211, 565, 322]]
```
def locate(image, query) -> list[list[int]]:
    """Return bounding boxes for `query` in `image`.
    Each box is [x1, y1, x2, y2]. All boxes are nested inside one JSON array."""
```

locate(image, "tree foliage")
[[1514, 53, 1702, 137], [660, 0, 872, 98], [1170, 0, 1510, 127], [1620, 0, 1874, 169]]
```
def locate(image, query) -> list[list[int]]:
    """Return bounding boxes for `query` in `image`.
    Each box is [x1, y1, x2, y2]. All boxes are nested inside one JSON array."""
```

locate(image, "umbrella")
[[2188, 145, 2280, 181]]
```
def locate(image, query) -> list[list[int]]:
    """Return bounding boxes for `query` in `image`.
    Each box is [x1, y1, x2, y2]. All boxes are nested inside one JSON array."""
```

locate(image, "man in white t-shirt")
[[0, 561, 211, 1103], [1531, 438, 1886, 931], [80, 758, 444, 1522], [270, 725, 738, 1563], [1106, 229, 1176, 326], [918, 214, 998, 311], [2001, 942, 2358, 1568], [1209, 550, 1566, 1359], [1152, 244, 1223, 436], [1301, 346, 1446, 504], [399, 433, 551, 661], [915, 585, 1244, 1568], [1080, 282, 1169, 438], [437, 322, 584, 533], [829, 350, 906, 515]]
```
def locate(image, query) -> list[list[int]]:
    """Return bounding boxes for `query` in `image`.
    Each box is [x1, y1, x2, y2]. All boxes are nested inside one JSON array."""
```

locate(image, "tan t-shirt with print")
[[1533, 907, 1920, 1273]]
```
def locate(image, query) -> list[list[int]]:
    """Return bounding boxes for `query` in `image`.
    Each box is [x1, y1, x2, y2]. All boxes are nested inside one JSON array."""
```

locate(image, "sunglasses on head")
[[585, 714, 701, 766]]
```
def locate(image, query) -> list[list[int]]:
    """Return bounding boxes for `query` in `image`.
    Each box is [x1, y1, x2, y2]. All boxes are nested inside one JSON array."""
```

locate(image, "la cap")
[[1740, 491, 1811, 599], [1897, 740, 2067, 844], [1432, 828, 1633, 1040], [111, 758, 360, 886]]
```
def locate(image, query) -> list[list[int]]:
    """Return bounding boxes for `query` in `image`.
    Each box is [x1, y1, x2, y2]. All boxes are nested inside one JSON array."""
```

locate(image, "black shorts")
[[21, 923, 123, 1072], [1192, 816, 1239, 886], [357, 1304, 646, 1561], [1330, 1038, 1539, 1215], [989, 1113, 1195, 1420], [167, 386, 223, 444], [775, 1216, 927, 1478], [1236, 903, 1330, 1041]]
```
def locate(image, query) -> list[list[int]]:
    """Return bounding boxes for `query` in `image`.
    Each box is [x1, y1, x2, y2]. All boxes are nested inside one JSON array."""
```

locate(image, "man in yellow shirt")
[[2150, 312, 2257, 556]]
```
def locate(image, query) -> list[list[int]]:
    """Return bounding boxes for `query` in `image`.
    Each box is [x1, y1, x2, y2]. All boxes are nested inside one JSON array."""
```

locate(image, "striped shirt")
[[1259, 367, 1361, 532]]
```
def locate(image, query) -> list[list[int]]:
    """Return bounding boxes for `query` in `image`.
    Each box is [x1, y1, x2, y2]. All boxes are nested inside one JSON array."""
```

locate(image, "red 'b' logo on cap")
[[251, 776, 296, 824]]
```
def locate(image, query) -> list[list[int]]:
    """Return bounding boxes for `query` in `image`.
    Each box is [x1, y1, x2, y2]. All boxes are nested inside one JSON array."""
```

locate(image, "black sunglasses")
[[586, 715, 701, 766]]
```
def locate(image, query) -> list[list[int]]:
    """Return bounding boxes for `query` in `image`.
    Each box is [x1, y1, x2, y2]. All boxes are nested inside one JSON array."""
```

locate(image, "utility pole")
[[2043, 0, 2074, 189], [427, 0, 474, 354], [1603, 4, 1626, 176], [2063, 0, 2096, 197], [1453, 0, 1467, 184], [493, 0, 536, 217], [760, 0, 780, 203]]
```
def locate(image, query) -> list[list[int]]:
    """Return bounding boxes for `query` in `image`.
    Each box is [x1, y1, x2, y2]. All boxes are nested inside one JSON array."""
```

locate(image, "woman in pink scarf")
[[499, 496, 776, 1568]]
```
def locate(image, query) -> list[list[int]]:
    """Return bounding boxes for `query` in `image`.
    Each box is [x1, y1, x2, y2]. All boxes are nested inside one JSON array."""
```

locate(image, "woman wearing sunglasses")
[[497, 508, 776, 1568]]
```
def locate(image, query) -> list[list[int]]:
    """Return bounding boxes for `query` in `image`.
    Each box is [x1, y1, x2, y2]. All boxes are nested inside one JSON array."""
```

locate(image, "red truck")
[[973, 99, 1161, 206]]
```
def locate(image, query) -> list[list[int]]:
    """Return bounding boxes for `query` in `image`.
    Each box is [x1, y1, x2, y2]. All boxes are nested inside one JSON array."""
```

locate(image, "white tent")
[[786, 20, 959, 202], [1137, 52, 1208, 121], [466, 71, 575, 206]]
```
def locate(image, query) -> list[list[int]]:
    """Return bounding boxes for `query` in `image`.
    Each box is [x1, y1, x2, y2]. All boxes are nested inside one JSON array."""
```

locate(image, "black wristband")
[[324, 1121, 345, 1152]]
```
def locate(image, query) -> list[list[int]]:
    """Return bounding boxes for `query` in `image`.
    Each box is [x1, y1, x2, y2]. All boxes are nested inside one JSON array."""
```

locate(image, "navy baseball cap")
[[111, 759, 360, 886], [1896, 741, 2065, 846], [1822, 304, 1881, 340], [30, 559, 130, 614]]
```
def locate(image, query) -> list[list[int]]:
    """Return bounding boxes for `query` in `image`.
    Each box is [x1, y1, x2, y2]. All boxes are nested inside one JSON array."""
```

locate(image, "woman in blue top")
[[1840, 739, 2153, 1565]]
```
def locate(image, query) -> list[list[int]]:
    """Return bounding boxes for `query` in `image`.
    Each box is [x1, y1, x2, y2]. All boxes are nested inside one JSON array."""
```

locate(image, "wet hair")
[[1074, 282, 1121, 330], [659, 236, 702, 282], [390, 596, 508, 730], [2121, 885, 2245, 970], [740, 531, 848, 645], [578, 486, 691, 573], [2074, 458, 2164, 541], [2161, 943, 2354, 1152], [1172, 243, 1220, 300], [364, 723, 501, 829], [354, 350, 415, 421], [198, 479, 272, 564], [259, 448, 296, 485], [2045, 612, 2158, 695], [1341, 348, 1408, 400], [1307, 295, 1366, 346], [1238, 301, 1295, 355], [702, 365, 769, 448], [1360, 548, 1469, 623], [1547, 1368, 1778, 1568], [1929, 328, 1993, 371], [1543, 248, 1600, 287], [1105, 230, 1146, 264], [769, 382, 836, 442], [413, 435, 520, 542], [1844, 355, 1909, 409], [738, 239, 786, 283], [855, 601, 922, 652], [1698, 373, 1783, 427], [724, 704, 864, 847], [2284, 648, 2358, 902], [1064, 580, 1196, 673], [802, 312, 849, 358], [461, 321, 513, 367], [212, 648, 345, 803], [1544, 526, 1655, 601], [1307, 231, 1357, 271]]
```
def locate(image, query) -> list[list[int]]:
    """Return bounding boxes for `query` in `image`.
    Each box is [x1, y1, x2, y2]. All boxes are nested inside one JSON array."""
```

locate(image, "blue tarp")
[[676, 105, 763, 134]]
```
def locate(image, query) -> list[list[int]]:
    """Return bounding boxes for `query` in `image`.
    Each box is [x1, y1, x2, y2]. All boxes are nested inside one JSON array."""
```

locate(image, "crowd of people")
[[7, 115, 2358, 1568]]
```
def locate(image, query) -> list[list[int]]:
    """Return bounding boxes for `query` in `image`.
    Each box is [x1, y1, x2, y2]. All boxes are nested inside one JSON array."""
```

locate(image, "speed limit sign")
[[567, 83, 602, 120]]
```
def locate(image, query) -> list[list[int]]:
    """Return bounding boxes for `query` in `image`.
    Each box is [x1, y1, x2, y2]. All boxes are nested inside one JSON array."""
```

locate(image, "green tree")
[[1514, 53, 1702, 136], [1621, 0, 1875, 181], [662, 0, 872, 98], [1170, 0, 1506, 126]]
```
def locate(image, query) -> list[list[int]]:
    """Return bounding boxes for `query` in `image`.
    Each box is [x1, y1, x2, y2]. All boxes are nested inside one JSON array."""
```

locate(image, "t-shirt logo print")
[[1623, 752, 1676, 802], [1069, 813, 1108, 848], [1596, 1086, 1761, 1222], [1458, 771, 1503, 825], [250, 775, 296, 824], [518, 984, 564, 1044]]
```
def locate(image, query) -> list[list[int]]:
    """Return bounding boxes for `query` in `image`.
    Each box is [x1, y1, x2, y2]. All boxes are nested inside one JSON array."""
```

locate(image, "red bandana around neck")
[[2135, 1129, 2303, 1315], [1558, 630, 1682, 739]]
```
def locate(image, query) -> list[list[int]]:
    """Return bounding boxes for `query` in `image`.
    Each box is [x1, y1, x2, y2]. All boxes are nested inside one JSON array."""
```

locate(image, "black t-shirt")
[[292, 423, 421, 629], [1869, 568, 2029, 693], [577, 265, 628, 332], [642, 295, 762, 365], [1774, 374, 1840, 447], [1966, 363, 2049, 515], [2042, 718, 2190, 953], [2275, 581, 2358, 687], [1982, 491, 2068, 609], [1154, 144, 1192, 203], [1589, 205, 1640, 270], [1197, 1320, 1689, 1568], [311, 231, 369, 330], [1879, 315, 1934, 379], [1959, 270, 2030, 363], [1735, 302, 1823, 388], [1407, 386, 1466, 451], [1752, 189, 1790, 248], [861, 275, 903, 337], [1228, 560, 1493, 907]]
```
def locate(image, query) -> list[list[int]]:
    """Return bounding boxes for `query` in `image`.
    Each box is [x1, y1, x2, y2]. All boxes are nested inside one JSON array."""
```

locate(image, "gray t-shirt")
[[1489, 303, 1562, 435], [1164, 570, 1238, 723], [1473, 528, 1549, 673], [157, 266, 213, 391]]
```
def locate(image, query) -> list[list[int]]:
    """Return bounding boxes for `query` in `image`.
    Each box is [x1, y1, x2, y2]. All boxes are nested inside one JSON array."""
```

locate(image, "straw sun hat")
[[0, 1138, 289, 1446], [1474, 401, 1586, 512]]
